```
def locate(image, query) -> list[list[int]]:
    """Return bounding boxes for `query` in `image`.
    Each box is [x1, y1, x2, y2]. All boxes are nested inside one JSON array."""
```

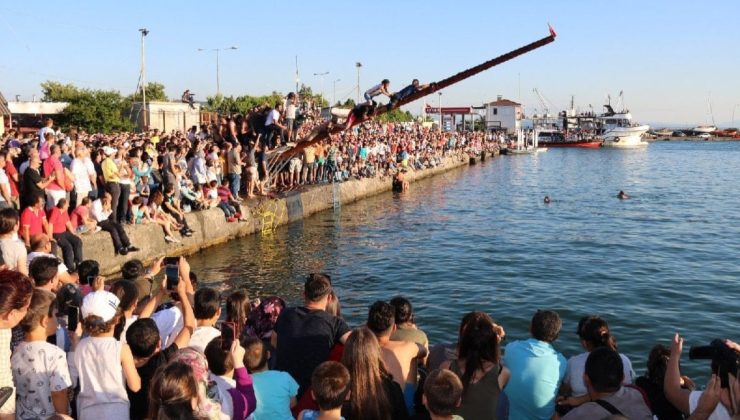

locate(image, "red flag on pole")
[[548, 23, 557, 38]]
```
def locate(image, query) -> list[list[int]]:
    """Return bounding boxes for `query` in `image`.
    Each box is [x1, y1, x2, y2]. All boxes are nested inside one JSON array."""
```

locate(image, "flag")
[[548, 23, 557, 38]]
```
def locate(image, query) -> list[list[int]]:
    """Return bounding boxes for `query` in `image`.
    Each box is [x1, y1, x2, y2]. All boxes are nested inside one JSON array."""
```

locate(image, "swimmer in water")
[[544, 196, 551, 204], [617, 190, 629, 199]]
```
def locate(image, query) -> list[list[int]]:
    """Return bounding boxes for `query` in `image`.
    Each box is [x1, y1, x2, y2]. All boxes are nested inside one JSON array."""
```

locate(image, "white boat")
[[599, 105, 649, 148], [692, 125, 717, 134], [508, 128, 547, 154]]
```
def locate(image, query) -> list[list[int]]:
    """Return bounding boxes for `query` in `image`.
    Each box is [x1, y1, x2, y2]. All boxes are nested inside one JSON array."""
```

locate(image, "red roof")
[[488, 99, 521, 107]]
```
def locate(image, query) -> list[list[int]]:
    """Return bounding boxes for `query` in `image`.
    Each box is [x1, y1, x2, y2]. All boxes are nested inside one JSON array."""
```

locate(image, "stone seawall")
[[83, 152, 482, 275]]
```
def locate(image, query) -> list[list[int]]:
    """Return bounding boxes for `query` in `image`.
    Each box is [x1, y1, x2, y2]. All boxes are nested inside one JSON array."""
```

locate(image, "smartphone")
[[220, 321, 236, 350], [163, 256, 179, 267], [67, 305, 79, 332], [165, 263, 179, 290], [0, 387, 12, 409]]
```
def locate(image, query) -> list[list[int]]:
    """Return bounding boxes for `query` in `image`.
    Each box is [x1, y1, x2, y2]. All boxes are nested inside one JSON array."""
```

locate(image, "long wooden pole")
[[275, 27, 557, 164]]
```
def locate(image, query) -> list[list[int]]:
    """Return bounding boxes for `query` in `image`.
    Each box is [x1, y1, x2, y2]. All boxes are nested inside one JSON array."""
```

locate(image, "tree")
[[377, 108, 414, 123], [40, 81, 134, 133], [128, 82, 168, 102]]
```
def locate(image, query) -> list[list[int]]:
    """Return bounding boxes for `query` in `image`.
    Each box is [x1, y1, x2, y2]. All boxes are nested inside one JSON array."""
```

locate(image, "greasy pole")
[[278, 26, 557, 162]]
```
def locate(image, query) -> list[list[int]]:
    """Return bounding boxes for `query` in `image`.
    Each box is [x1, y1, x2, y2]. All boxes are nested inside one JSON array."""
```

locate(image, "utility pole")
[[333, 79, 341, 106], [438, 92, 443, 132], [313, 71, 329, 107], [138, 28, 149, 130], [197, 46, 238, 95], [295, 55, 300, 94], [355, 62, 362, 103]]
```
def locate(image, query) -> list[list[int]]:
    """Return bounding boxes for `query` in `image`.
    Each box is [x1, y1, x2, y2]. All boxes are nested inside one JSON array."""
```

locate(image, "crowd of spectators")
[[0, 263, 738, 420], [0, 99, 496, 259]]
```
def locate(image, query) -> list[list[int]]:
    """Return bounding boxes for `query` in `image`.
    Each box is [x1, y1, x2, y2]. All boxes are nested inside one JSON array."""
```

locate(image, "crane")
[[532, 88, 552, 118]]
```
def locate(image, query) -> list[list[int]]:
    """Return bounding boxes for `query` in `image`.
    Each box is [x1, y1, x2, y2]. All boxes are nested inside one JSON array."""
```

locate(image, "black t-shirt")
[[22, 168, 43, 205], [634, 376, 681, 420], [127, 343, 179, 420], [274, 306, 350, 394], [342, 373, 410, 420]]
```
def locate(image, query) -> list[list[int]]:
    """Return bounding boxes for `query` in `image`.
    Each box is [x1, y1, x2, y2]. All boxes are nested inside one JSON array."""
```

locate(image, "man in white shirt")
[[264, 103, 286, 149], [0, 153, 12, 209], [284, 93, 298, 142], [70, 146, 97, 207]]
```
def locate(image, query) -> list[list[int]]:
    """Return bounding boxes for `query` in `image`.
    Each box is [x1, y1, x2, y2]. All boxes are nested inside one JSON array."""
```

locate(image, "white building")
[[485, 96, 523, 134], [131, 101, 201, 132]]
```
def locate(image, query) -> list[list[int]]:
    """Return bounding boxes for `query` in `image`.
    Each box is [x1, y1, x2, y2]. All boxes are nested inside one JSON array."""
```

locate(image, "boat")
[[697, 132, 712, 139], [508, 128, 547, 154], [652, 128, 674, 137], [692, 125, 717, 134], [599, 105, 650, 148]]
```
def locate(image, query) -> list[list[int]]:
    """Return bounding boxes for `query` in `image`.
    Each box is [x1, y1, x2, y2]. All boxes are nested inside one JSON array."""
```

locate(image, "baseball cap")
[[81, 290, 120, 322]]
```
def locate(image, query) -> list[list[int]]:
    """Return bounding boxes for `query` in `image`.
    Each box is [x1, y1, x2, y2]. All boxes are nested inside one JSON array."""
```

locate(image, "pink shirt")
[[42, 156, 64, 191]]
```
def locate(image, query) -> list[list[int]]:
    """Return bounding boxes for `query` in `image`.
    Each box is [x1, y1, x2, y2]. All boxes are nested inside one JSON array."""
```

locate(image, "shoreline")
[[82, 151, 491, 275]]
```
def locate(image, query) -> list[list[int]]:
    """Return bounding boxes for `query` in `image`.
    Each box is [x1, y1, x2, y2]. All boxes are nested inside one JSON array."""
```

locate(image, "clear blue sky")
[[2, 0, 739, 126]]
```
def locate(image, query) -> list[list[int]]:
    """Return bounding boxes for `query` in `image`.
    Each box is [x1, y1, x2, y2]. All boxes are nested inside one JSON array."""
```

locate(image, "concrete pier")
[[83, 152, 489, 275]]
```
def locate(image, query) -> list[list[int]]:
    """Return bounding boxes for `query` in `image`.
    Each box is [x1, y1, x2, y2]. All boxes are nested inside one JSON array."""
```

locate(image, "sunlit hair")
[[226, 289, 250, 330], [457, 311, 500, 390], [341, 327, 392, 420], [0, 270, 34, 318], [148, 361, 206, 420]]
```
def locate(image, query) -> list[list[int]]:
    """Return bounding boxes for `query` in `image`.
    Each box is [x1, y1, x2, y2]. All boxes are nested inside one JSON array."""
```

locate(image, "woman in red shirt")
[[48, 198, 83, 272]]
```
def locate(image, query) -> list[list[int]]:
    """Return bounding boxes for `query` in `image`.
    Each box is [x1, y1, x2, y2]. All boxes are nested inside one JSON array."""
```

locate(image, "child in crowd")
[[173, 345, 256, 420], [0, 207, 27, 274], [243, 336, 299, 420], [70, 197, 99, 234], [226, 289, 251, 335], [207, 180, 239, 222], [126, 269, 195, 420], [297, 361, 351, 420], [189, 287, 222, 352], [12, 289, 73, 419], [135, 175, 151, 204], [130, 196, 150, 225], [69, 289, 141, 419], [422, 369, 464, 420]]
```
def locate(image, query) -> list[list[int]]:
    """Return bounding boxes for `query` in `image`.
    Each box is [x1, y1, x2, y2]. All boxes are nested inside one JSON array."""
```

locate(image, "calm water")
[[188, 141, 740, 379]]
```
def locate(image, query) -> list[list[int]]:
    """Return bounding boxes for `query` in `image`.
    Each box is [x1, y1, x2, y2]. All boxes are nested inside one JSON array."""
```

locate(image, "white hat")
[[81, 291, 120, 322], [103, 146, 116, 156]]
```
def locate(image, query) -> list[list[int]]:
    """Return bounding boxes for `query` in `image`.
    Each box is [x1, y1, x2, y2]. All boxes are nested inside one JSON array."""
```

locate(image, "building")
[[131, 101, 201, 132], [7, 101, 69, 134], [485, 96, 523, 134], [0, 92, 10, 135]]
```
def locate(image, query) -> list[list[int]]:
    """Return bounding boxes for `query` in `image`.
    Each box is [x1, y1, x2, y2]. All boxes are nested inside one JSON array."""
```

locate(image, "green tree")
[[377, 108, 414, 123], [40, 81, 134, 132], [128, 82, 168, 102]]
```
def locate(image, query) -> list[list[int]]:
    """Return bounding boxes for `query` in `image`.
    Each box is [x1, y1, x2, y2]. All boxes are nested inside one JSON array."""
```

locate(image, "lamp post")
[[313, 71, 329, 107], [355, 62, 362, 103], [438, 92, 443, 132], [138, 28, 148, 129], [333, 79, 341, 106], [197, 46, 238, 95]]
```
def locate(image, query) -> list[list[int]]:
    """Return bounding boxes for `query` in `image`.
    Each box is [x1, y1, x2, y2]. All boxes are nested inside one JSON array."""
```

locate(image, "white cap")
[[103, 146, 116, 156], [81, 291, 120, 322]]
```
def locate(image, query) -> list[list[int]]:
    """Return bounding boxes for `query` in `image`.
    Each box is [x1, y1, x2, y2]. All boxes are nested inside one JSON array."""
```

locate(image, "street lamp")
[[313, 71, 329, 107], [438, 92, 443, 132], [333, 79, 341, 106], [138, 28, 149, 129], [355, 62, 362, 103], [197, 46, 238, 95]]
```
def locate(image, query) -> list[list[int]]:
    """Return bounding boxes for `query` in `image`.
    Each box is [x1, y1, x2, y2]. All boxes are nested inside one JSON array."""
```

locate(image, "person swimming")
[[544, 196, 551, 204], [617, 190, 629, 199]]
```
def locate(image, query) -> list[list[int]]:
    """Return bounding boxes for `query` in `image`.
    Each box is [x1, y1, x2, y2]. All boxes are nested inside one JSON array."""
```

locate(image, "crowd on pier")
[[0, 262, 739, 420], [0, 99, 495, 264]]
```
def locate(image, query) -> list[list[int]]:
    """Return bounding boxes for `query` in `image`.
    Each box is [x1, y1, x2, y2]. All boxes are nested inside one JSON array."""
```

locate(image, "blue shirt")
[[503, 338, 566, 420], [249, 370, 299, 420]]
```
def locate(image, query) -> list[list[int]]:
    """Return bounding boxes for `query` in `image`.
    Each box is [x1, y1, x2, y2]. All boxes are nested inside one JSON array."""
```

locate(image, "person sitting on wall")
[[181, 90, 195, 109]]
